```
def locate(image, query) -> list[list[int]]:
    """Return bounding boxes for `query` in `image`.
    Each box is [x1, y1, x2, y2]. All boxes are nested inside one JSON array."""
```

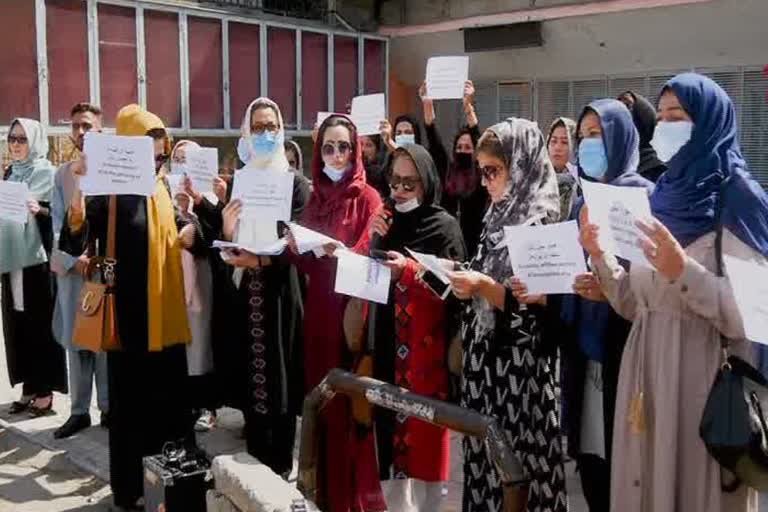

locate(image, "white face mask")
[[395, 134, 416, 148], [323, 164, 347, 182], [650, 121, 694, 162], [394, 196, 420, 213]]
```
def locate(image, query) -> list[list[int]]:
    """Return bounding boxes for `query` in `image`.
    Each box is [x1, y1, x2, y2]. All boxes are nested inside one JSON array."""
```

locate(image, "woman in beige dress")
[[579, 73, 768, 512]]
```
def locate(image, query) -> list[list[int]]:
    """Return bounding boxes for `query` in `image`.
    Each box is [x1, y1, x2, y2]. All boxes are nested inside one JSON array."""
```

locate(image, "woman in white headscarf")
[[216, 98, 310, 475], [1, 118, 67, 415]]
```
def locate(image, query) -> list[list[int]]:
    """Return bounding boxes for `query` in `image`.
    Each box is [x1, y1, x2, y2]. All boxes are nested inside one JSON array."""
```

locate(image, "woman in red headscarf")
[[289, 114, 383, 511]]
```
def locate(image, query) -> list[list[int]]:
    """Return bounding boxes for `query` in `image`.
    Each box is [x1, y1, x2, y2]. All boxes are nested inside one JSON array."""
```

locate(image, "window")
[[301, 31, 327, 130], [334, 36, 358, 114], [0, 0, 38, 124], [228, 22, 260, 130], [364, 39, 385, 95], [473, 81, 498, 130], [571, 79, 607, 117], [145, 10, 181, 127], [46, 0, 89, 126], [734, 69, 767, 186], [98, 4, 137, 126], [188, 16, 223, 128], [536, 81, 570, 132], [267, 27, 296, 129], [498, 82, 532, 121]]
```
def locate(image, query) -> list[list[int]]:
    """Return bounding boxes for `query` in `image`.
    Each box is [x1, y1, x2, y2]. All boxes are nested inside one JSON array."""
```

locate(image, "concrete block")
[[207, 489, 241, 512], [212, 453, 319, 512]]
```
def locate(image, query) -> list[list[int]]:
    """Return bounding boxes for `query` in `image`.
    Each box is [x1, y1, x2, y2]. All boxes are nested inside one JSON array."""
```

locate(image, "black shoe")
[[54, 414, 91, 439], [100, 412, 109, 429], [9, 400, 32, 414]]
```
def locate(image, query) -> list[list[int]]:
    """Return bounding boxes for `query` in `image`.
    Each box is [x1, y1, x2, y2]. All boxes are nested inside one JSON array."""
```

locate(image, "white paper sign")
[[581, 180, 652, 267], [212, 239, 287, 256], [0, 181, 30, 224], [723, 254, 768, 345], [406, 248, 450, 284], [183, 147, 218, 194], [350, 94, 386, 136], [502, 221, 587, 295], [231, 169, 294, 221], [334, 250, 391, 304], [165, 174, 184, 196], [287, 222, 345, 254], [426, 56, 469, 100], [81, 133, 156, 196]]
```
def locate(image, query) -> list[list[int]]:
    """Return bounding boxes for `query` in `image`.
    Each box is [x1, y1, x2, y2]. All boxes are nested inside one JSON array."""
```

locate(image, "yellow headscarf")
[[115, 104, 190, 351]]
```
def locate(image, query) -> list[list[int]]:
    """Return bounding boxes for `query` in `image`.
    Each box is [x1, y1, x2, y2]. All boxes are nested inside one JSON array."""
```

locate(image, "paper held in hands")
[[81, 133, 156, 196], [581, 180, 652, 267], [212, 239, 287, 256], [351, 94, 386, 136], [334, 250, 391, 304], [425, 56, 469, 100], [287, 222, 346, 254], [502, 221, 587, 295], [0, 181, 30, 224], [723, 254, 768, 345], [231, 169, 294, 221], [405, 248, 450, 283], [172, 147, 218, 194]]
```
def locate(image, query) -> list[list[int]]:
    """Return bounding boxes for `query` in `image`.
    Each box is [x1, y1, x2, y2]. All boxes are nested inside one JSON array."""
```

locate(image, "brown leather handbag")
[[72, 195, 121, 352]]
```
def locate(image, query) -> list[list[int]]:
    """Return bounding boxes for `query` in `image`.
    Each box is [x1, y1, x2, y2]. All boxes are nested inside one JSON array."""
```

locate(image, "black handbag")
[[699, 184, 768, 492]]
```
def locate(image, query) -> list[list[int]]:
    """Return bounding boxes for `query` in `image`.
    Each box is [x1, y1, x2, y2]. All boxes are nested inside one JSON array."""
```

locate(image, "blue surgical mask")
[[395, 134, 415, 148], [251, 131, 278, 156], [578, 138, 609, 180], [650, 121, 693, 162], [323, 164, 347, 182]]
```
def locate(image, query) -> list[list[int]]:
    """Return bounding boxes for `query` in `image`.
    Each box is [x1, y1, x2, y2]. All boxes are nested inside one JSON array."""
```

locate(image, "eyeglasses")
[[389, 175, 420, 192], [479, 165, 503, 181], [322, 141, 352, 157], [8, 135, 28, 145], [251, 123, 279, 134]]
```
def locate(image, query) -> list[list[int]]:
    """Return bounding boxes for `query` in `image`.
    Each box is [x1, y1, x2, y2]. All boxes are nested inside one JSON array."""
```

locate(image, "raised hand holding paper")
[[230, 169, 294, 221], [581, 180, 652, 266], [351, 94, 386, 136], [723, 254, 768, 345], [334, 250, 391, 304], [0, 182, 30, 224], [426, 56, 470, 100], [503, 221, 587, 294], [81, 133, 156, 196]]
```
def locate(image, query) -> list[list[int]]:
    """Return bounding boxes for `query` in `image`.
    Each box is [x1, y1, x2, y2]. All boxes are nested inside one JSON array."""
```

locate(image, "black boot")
[[54, 414, 91, 439]]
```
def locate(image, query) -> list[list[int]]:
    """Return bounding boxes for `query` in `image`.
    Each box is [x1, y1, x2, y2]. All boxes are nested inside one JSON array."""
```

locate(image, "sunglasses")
[[8, 135, 28, 145], [322, 141, 352, 157], [389, 175, 420, 192], [479, 165, 503, 181]]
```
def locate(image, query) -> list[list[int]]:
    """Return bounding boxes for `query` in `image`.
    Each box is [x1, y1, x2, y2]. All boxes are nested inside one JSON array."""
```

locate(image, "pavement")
[[0, 295, 589, 512]]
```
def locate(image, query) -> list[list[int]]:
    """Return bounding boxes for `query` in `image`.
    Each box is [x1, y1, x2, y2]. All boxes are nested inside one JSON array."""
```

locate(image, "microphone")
[[370, 197, 395, 253]]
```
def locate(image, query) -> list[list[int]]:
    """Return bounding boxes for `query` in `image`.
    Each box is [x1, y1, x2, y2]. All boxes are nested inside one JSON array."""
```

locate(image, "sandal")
[[9, 399, 32, 414], [28, 395, 55, 417]]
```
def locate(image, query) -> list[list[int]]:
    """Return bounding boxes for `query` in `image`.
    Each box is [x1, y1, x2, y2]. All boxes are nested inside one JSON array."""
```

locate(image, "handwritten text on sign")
[[503, 220, 587, 294], [81, 133, 156, 196], [231, 169, 294, 221]]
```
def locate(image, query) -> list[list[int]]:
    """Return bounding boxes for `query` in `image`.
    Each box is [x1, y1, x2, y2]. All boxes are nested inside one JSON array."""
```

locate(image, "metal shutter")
[[473, 80, 498, 129], [571, 78, 608, 118], [697, 68, 743, 122], [647, 71, 684, 101], [536, 81, 571, 133], [741, 68, 768, 187], [608, 76, 649, 101], [498, 82, 533, 122]]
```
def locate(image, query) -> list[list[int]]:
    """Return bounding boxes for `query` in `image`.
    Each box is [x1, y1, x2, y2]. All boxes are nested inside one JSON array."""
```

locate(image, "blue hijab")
[[564, 99, 655, 362], [650, 73, 768, 255]]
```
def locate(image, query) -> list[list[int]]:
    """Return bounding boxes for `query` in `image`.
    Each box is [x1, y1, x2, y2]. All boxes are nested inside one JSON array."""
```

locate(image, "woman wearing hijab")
[[360, 134, 389, 198], [284, 139, 305, 177], [421, 80, 489, 257], [2, 118, 67, 415], [546, 117, 579, 221], [366, 144, 465, 510], [216, 98, 310, 475], [513, 99, 654, 512], [62, 104, 200, 510], [381, 114, 424, 153], [447, 118, 567, 512], [170, 140, 218, 433], [618, 91, 667, 183], [289, 114, 383, 511], [579, 73, 768, 512]]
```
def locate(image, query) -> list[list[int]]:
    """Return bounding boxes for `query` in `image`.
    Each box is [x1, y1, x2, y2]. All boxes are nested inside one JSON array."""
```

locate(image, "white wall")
[[388, 0, 768, 84]]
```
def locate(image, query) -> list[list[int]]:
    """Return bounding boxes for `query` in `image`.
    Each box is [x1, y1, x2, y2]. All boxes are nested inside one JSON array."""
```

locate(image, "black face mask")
[[454, 152, 474, 170]]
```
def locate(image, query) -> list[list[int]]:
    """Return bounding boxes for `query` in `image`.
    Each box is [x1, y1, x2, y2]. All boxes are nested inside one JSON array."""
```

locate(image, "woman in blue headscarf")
[[579, 74, 767, 511], [512, 99, 654, 512], [1, 118, 67, 415]]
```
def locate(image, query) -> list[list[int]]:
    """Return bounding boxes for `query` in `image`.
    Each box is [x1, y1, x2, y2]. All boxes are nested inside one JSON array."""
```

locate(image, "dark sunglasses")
[[322, 141, 352, 157], [479, 165, 503, 181], [8, 135, 28, 145], [389, 175, 420, 192]]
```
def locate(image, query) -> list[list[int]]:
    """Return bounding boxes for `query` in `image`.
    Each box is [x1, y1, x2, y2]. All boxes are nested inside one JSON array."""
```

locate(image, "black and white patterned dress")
[[460, 286, 568, 512]]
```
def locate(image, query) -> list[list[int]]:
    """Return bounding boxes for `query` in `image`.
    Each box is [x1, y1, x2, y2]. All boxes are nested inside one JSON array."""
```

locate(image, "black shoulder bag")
[[699, 182, 768, 492]]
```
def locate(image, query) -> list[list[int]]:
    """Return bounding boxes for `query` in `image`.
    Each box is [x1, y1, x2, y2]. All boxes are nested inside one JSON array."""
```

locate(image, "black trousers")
[[577, 453, 610, 512], [243, 411, 296, 476]]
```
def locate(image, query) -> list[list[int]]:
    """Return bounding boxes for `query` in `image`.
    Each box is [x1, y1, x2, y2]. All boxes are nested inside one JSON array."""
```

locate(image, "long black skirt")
[[107, 344, 194, 507]]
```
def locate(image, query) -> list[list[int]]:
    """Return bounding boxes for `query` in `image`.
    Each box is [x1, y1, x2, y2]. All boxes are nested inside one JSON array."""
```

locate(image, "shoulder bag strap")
[[107, 195, 117, 259]]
